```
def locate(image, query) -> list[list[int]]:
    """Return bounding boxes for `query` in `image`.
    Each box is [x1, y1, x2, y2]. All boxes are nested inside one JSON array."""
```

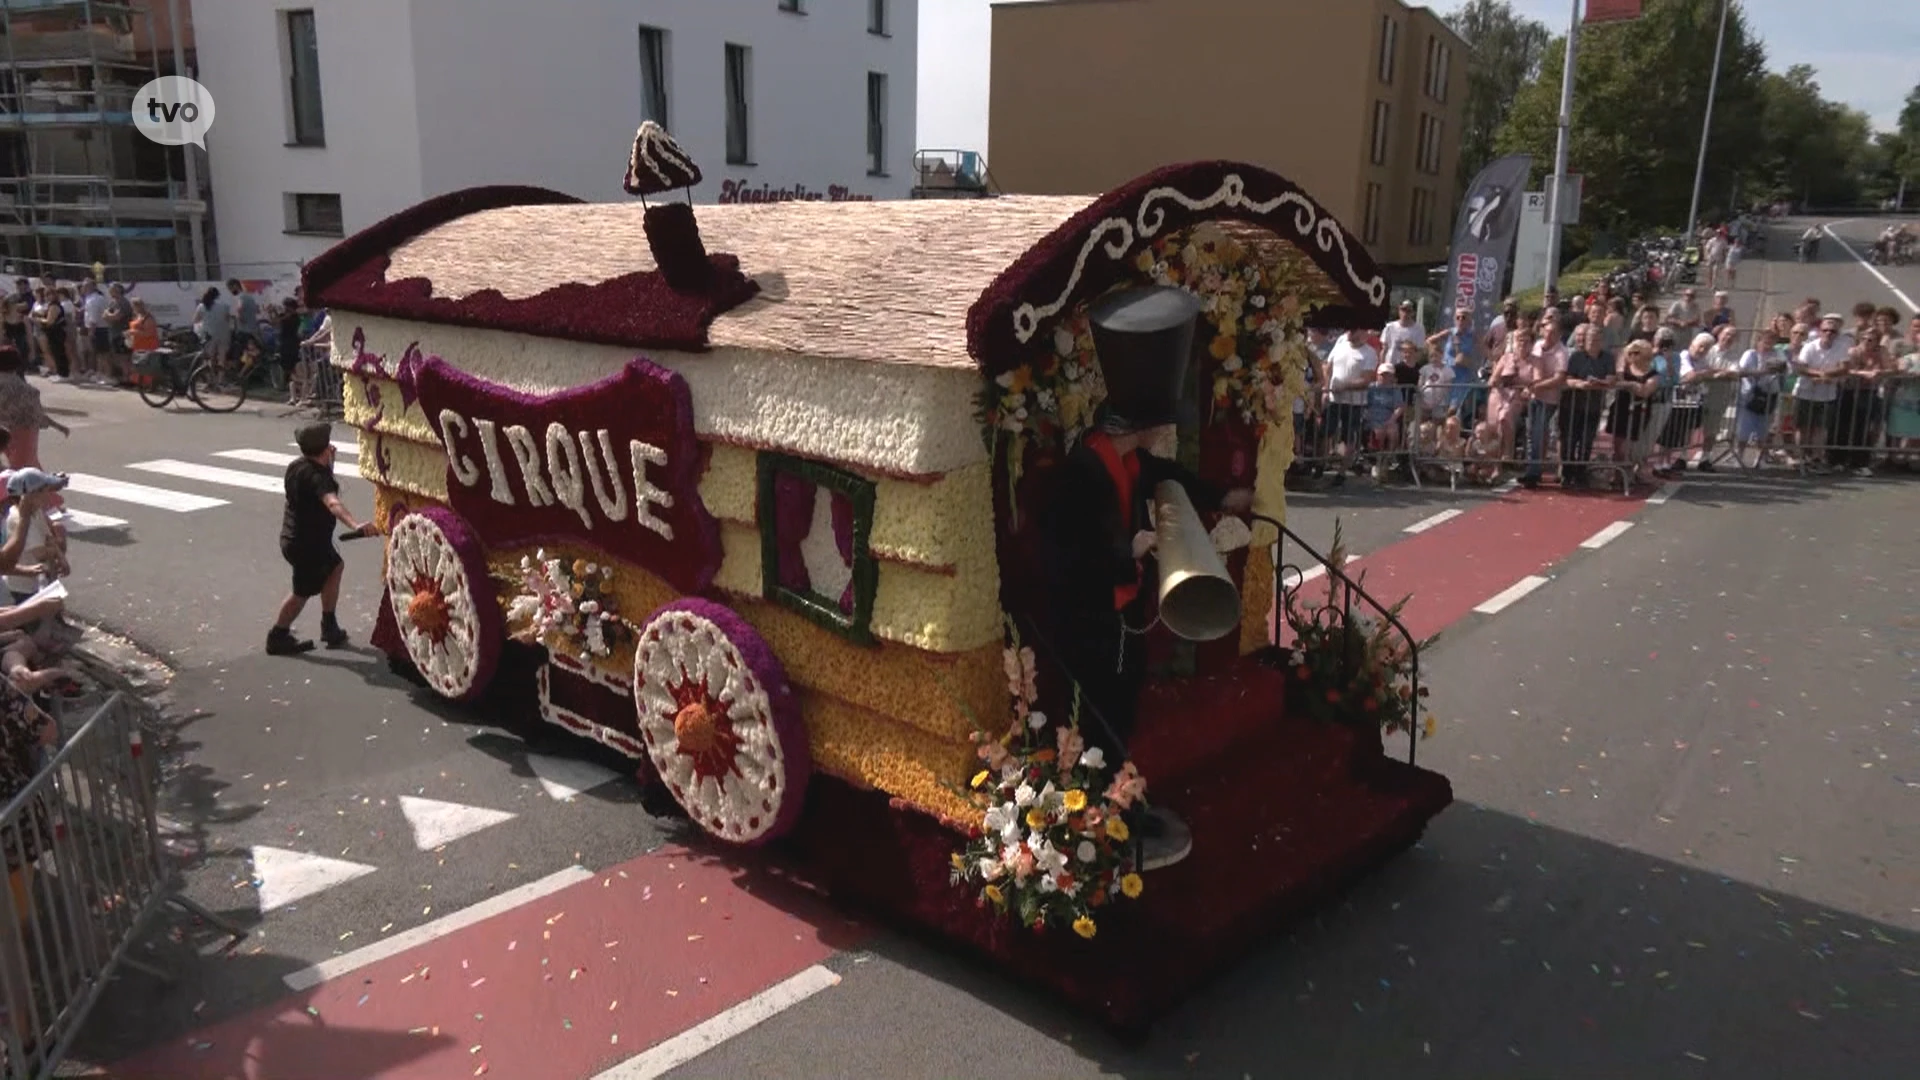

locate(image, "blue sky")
[[918, 0, 1918, 154]]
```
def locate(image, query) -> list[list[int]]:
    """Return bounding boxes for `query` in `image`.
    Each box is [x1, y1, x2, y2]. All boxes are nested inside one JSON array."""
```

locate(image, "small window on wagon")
[[756, 453, 879, 643]]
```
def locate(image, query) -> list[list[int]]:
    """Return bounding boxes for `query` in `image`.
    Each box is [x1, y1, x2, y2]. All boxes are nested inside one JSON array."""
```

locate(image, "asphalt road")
[[51, 218, 1920, 1078]]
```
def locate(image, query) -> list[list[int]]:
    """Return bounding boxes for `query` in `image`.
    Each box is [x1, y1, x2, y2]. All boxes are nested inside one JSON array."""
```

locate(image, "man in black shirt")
[[269, 422, 374, 655], [1559, 323, 1615, 488]]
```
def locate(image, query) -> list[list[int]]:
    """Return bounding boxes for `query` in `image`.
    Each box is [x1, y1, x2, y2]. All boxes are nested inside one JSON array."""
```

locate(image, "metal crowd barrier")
[[0, 687, 242, 1079], [1285, 373, 1920, 491]]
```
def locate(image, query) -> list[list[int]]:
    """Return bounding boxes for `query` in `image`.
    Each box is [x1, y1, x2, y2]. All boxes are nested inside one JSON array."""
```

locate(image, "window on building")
[[1363, 182, 1382, 246], [1370, 100, 1391, 166], [1379, 16, 1398, 85], [757, 453, 878, 643], [1429, 118, 1445, 174], [283, 9, 325, 146], [1436, 44, 1451, 102], [779, 0, 804, 13], [725, 43, 752, 165], [285, 192, 343, 236], [869, 0, 889, 35], [866, 72, 888, 176], [1417, 114, 1442, 175], [637, 26, 669, 128], [1408, 189, 1424, 247]]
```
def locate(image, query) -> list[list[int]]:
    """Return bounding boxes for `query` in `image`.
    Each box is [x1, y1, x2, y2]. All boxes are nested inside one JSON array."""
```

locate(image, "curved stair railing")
[[1251, 514, 1425, 768]]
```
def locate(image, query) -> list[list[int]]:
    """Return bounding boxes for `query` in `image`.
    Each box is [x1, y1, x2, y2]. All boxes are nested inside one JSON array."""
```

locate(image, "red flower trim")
[[304, 185, 759, 353], [965, 160, 1390, 378]]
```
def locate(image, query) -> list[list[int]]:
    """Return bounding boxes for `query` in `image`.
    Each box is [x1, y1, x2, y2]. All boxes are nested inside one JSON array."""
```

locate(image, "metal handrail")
[[1252, 513, 1425, 767]]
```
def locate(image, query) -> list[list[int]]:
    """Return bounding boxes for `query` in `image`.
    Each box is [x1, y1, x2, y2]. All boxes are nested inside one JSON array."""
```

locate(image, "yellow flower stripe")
[[342, 373, 439, 446], [1240, 541, 1275, 656], [798, 688, 975, 822], [373, 484, 1007, 747]]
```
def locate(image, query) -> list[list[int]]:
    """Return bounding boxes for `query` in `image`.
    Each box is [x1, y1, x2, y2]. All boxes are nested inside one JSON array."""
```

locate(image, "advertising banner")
[[1585, 0, 1644, 24], [1441, 154, 1533, 350]]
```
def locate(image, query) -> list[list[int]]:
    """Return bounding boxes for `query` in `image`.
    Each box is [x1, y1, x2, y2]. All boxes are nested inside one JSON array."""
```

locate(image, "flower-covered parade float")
[[303, 121, 1452, 1030]]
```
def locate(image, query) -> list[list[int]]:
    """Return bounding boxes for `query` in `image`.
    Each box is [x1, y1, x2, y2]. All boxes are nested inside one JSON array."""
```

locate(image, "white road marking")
[[592, 964, 843, 1079], [1493, 479, 1519, 494], [527, 752, 624, 802], [250, 845, 377, 913], [398, 794, 516, 851], [1822, 223, 1920, 314], [290, 440, 360, 457], [282, 866, 594, 992], [1295, 554, 1361, 585], [1648, 482, 1682, 506], [1474, 575, 1550, 615], [65, 473, 228, 512], [1403, 509, 1463, 534], [214, 448, 296, 467], [129, 458, 284, 494], [1580, 521, 1635, 549], [49, 509, 129, 533]]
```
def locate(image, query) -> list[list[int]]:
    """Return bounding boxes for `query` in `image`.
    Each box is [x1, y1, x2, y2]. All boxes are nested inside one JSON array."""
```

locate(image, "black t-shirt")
[[282, 457, 339, 552], [278, 308, 304, 365]]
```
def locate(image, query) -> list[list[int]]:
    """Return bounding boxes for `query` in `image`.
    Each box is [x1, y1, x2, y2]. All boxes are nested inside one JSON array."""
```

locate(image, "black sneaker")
[[320, 618, 349, 649], [1135, 806, 1193, 872], [266, 627, 315, 656]]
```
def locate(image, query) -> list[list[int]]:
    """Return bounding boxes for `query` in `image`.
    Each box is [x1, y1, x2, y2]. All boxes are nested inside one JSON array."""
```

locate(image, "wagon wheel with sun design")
[[385, 507, 503, 702], [632, 599, 809, 845]]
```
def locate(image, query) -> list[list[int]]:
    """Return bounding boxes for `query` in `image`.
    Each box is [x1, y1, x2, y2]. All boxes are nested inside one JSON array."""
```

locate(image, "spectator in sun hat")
[[268, 421, 376, 656]]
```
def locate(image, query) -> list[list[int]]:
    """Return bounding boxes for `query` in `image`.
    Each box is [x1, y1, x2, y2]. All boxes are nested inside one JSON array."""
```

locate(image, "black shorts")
[[1324, 402, 1367, 447], [90, 327, 113, 353], [283, 545, 342, 598], [1792, 398, 1831, 433]]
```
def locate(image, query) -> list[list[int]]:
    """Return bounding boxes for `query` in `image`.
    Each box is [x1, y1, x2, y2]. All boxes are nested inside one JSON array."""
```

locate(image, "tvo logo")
[[133, 76, 217, 148]]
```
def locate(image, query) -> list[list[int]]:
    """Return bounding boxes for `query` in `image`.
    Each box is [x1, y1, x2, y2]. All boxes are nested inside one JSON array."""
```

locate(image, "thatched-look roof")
[[304, 162, 1389, 371]]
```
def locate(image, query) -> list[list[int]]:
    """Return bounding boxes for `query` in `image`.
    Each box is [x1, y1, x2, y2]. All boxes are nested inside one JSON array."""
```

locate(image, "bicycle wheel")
[[137, 371, 178, 409], [189, 361, 247, 413]]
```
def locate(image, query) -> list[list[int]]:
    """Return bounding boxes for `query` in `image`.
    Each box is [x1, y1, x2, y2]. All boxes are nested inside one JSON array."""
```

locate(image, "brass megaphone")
[[1152, 480, 1242, 642]]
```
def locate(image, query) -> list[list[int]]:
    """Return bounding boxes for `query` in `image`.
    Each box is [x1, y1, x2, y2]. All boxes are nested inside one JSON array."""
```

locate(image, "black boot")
[[267, 626, 315, 656], [320, 613, 348, 649]]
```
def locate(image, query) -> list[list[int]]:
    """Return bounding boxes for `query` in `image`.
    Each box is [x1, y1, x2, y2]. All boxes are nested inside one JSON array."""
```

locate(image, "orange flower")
[[1031, 748, 1056, 764]]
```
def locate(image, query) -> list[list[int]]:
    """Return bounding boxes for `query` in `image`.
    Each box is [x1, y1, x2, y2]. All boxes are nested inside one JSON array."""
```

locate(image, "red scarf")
[[1086, 432, 1142, 610]]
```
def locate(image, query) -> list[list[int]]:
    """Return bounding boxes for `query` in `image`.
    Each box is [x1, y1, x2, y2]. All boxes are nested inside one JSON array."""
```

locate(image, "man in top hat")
[[269, 422, 376, 655], [1040, 285, 1252, 872]]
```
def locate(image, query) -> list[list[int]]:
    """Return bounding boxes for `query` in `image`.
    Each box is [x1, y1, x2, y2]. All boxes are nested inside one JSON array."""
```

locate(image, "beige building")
[[988, 0, 1467, 270]]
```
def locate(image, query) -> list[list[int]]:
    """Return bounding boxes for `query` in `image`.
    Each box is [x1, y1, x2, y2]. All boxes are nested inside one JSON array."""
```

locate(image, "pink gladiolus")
[[1055, 726, 1085, 764]]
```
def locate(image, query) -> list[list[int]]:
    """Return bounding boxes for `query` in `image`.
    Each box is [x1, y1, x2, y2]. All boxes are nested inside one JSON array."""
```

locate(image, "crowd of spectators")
[[1291, 285, 1920, 488]]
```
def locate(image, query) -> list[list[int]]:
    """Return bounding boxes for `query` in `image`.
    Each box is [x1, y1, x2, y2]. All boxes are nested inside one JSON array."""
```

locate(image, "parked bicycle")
[[131, 328, 258, 413]]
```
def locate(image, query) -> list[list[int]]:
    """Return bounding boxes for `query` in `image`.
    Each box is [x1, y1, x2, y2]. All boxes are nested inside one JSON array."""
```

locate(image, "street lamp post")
[[1683, 0, 1733, 242], [1542, 0, 1581, 297]]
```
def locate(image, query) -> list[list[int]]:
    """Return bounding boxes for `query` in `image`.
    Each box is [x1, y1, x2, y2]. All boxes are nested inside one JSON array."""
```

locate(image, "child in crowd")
[[268, 422, 376, 655], [0, 469, 80, 656], [1468, 419, 1502, 484], [1365, 359, 1406, 480]]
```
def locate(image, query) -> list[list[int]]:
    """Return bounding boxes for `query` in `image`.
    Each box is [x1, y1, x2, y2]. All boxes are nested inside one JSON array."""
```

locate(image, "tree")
[[1493, 0, 1768, 236], [1756, 66, 1875, 208], [1445, 0, 1553, 192]]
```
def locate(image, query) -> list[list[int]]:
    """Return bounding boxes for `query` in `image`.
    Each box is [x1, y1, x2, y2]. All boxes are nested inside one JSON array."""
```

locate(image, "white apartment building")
[[189, 0, 918, 274]]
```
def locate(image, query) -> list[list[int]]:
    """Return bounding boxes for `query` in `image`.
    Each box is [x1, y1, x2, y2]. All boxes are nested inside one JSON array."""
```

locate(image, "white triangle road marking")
[[65, 473, 228, 512], [527, 752, 622, 802], [129, 459, 284, 495], [215, 448, 297, 467], [399, 795, 516, 851], [250, 845, 377, 912], [288, 440, 360, 458], [48, 508, 130, 533]]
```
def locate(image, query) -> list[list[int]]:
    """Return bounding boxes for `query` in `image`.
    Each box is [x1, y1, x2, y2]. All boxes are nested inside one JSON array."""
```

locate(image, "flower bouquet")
[[950, 638, 1147, 940], [506, 550, 630, 659], [1280, 524, 1435, 742]]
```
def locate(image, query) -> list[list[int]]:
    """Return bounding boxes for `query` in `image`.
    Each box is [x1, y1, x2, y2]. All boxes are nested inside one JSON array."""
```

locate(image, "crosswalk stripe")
[[53, 509, 131, 533], [66, 473, 228, 512], [289, 440, 360, 457], [128, 459, 284, 495], [215, 448, 296, 467]]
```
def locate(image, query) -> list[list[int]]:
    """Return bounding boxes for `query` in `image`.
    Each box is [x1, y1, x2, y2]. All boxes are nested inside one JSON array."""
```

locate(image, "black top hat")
[[1088, 285, 1202, 433]]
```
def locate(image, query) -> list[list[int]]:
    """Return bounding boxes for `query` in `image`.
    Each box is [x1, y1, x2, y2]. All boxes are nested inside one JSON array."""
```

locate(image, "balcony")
[[911, 149, 996, 199], [0, 84, 139, 126]]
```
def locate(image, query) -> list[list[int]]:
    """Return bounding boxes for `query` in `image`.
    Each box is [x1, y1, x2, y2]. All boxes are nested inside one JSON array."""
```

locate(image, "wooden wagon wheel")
[[385, 507, 502, 701], [631, 599, 809, 844]]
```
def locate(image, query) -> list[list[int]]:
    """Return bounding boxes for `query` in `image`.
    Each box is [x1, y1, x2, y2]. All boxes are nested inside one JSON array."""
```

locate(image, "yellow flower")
[[1105, 816, 1130, 843], [1119, 873, 1144, 899], [1058, 790, 1085, 813], [571, 559, 588, 577], [971, 770, 990, 789], [1424, 714, 1438, 739], [1072, 916, 1097, 939], [1133, 251, 1155, 272], [1025, 807, 1048, 829], [983, 884, 1005, 905], [950, 852, 966, 871], [1208, 334, 1237, 361]]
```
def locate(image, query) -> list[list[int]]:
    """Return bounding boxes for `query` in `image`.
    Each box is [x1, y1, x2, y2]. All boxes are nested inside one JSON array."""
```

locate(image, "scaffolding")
[[0, 0, 207, 281]]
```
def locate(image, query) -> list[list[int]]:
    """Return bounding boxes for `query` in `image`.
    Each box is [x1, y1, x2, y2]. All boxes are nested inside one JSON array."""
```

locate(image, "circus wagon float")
[[302, 122, 1453, 1030]]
